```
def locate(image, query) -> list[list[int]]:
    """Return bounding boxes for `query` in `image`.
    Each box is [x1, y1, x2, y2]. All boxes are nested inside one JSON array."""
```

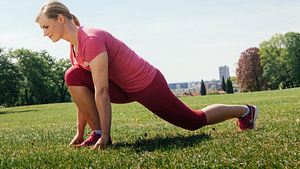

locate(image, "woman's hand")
[[68, 133, 84, 146], [92, 134, 110, 150]]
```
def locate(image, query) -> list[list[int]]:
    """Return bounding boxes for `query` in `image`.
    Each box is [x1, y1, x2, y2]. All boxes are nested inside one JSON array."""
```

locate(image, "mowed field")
[[0, 88, 299, 168]]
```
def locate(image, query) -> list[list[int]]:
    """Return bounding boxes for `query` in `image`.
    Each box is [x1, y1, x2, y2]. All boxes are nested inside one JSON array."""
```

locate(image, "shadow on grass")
[[0, 109, 37, 115], [112, 133, 211, 152]]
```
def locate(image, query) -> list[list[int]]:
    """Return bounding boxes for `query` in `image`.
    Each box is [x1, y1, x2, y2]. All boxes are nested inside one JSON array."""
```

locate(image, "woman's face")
[[38, 14, 64, 42]]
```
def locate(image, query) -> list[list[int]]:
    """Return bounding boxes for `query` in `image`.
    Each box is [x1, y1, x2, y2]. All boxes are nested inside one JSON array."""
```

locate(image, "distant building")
[[168, 80, 222, 96], [168, 66, 233, 96], [169, 83, 189, 90], [205, 79, 221, 91], [169, 82, 200, 97], [219, 65, 230, 81]]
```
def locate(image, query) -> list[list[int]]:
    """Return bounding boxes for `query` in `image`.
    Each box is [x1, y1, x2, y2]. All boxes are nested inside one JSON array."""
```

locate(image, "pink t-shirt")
[[70, 26, 157, 93]]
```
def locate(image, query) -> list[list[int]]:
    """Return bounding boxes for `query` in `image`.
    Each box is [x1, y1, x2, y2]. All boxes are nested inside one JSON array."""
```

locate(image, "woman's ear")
[[57, 14, 66, 24]]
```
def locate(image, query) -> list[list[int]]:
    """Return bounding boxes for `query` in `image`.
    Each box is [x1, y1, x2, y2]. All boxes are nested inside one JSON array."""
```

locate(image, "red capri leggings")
[[65, 65, 207, 130]]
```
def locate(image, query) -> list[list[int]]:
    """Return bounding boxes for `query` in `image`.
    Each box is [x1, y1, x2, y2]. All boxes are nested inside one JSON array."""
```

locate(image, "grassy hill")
[[0, 88, 299, 168]]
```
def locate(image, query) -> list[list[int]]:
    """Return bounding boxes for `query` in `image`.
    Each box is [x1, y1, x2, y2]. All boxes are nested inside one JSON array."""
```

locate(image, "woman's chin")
[[51, 38, 60, 43]]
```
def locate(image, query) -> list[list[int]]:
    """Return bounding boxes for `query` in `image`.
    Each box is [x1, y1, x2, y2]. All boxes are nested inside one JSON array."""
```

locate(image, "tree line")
[[0, 48, 71, 107], [236, 32, 300, 92]]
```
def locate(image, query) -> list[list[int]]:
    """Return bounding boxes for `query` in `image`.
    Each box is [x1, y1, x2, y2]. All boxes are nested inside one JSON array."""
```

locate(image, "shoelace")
[[84, 133, 98, 143]]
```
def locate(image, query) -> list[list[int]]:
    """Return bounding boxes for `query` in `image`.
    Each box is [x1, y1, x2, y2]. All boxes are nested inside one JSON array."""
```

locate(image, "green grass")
[[0, 88, 299, 168]]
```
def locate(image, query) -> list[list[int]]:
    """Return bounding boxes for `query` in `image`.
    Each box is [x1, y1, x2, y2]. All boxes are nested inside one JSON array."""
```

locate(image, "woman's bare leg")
[[202, 104, 247, 125], [68, 86, 101, 130]]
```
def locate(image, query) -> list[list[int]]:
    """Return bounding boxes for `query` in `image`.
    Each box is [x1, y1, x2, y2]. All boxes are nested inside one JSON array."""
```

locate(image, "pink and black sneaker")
[[78, 132, 101, 147], [77, 132, 113, 147], [237, 105, 259, 131]]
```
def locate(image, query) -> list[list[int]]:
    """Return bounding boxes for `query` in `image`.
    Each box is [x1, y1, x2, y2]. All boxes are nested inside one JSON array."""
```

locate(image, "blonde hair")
[[35, 1, 80, 26]]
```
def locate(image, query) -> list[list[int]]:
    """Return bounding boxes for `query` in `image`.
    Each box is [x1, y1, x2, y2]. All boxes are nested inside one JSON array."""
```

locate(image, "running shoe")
[[77, 132, 113, 147], [237, 105, 259, 130], [78, 132, 101, 147]]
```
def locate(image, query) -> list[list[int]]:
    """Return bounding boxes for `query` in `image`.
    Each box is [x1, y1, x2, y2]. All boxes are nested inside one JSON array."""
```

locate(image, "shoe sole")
[[252, 105, 259, 129]]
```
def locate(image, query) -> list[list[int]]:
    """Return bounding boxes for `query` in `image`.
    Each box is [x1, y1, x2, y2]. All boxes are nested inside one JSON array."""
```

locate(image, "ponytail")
[[71, 14, 80, 26]]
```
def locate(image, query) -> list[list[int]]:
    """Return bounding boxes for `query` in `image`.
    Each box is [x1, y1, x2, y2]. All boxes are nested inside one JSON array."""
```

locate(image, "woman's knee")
[[184, 123, 206, 131], [64, 66, 94, 90], [65, 66, 84, 86]]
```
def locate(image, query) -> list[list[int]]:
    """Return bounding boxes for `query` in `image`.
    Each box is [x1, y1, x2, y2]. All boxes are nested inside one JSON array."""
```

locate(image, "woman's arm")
[[89, 52, 112, 149]]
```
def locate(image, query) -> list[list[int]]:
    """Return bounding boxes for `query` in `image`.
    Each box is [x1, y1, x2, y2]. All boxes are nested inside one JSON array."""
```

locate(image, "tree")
[[236, 47, 263, 92], [221, 76, 226, 92], [0, 47, 73, 106], [10, 49, 57, 105], [283, 32, 300, 87], [0, 48, 23, 106], [226, 78, 234, 94], [259, 33, 296, 89], [51, 58, 71, 102], [200, 80, 206, 96]]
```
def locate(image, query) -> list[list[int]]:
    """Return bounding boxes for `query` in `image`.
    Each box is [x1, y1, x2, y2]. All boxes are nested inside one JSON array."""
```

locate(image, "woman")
[[36, 1, 258, 150]]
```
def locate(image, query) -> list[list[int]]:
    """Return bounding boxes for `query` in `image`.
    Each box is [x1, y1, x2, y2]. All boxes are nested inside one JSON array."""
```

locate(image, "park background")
[[0, 1, 299, 168]]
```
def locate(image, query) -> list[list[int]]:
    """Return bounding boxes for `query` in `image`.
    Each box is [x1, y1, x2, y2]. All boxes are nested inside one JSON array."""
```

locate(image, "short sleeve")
[[82, 35, 107, 63]]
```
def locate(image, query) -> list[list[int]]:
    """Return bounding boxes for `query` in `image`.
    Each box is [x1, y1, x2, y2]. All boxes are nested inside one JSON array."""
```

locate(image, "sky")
[[1, 0, 300, 83]]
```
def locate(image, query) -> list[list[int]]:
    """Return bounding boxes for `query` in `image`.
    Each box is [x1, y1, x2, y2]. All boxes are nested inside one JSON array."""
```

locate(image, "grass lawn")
[[0, 88, 299, 168]]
